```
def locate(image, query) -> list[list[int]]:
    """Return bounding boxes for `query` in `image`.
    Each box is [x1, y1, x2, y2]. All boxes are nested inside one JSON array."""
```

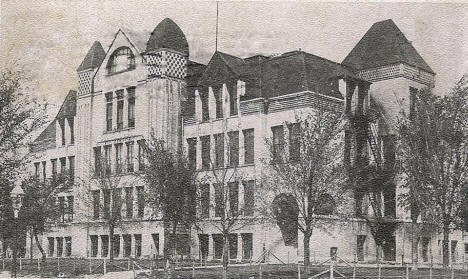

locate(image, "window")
[[59, 197, 65, 222], [90, 235, 98, 257], [215, 183, 224, 217], [214, 86, 223, 119], [103, 189, 111, 219], [115, 143, 123, 174], [243, 129, 254, 164], [229, 182, 239, 215], [152, 234, 160, 256], [137, 186, 145, 218], [243, 180, 255, 216], [107, 47, 135, 74], [271, 125, 284, 161], [48, 237, 55, 257], [128, 87, 135, 128], [101, 235, 109, 257], [60, 157, 66, 174], [213, 234, 223, 259], [51, 159, 57, 179], [67, 196, 74, 221], [200, 184, 210, 219], [42, 161, 46, 181], [201, 136, 211, 169], [56, 237, 63, 257], [93, 147, 101, 176], [65, 237, 72, 257], [383, 236, 396, 261], [116, 90, 124, 129], [104, 145, 112, 175], [421, 237, 430, 262], [187, 138, 197, 168], [199, 234, 209, 260], [242, 233, 253, 259], [357, 235, 366, 261], [68, 118, 74, 144], [134, 234, 142, 257], [126, 141, 134, 172], [125, 187, 133, 219], [123, 234, 132, 257], [34, 162, 40, 178], [60, 119, 66, 146], [228, 131, 239, 167], [106, 93, 113, 131], [68, 156, 75, 181], [112, 235, 120, 258], [230, 83, 238, 116], [228, 234, 238, 259], [201, 91, 209, 122], [214, 133, 224, 168], [138, 140, 146, 171], [451, 240, 458, 263], [409, 87, 418, 120], [113, 188, 122, 219], [289, 123, 300, 162], [93, 190, 100, 220]]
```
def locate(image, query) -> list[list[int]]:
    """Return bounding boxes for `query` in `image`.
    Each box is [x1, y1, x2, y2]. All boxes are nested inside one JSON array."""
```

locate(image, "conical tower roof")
[[343, 19, 434, 74], [77, 41, 106, 72], [146, 18, 189, 56]]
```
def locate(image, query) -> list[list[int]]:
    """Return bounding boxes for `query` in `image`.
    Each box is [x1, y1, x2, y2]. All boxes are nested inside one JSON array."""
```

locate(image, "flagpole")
[[216, 1, 219, 51]]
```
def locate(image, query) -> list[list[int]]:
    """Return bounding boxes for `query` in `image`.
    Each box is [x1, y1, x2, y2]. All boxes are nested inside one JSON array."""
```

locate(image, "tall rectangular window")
[[213, 234, 223, 259], [90, 235, 98, 257], [51, 159, 57, 179], [112, 235, 120, 258], [214, 133, 224, 168], [242, 233, 253, 259], [228, 234, 238, 259], [93, 190, 100, 220], [34, 162, 40, 178], [289, 123, 300, 162], [187, 138, 197, 168], [138, 140, 146, 171], [272, 125, 284, 161], [214, 87, 223, 119], [68, 118, 74, 144], [101, 235, 109, 257], [104, 145, 112, 175], [409, 87, 418, 120], [243, 180, 255, 216], [56, 237, 63, 257], [215, 183, 224, 217], [230, 84, 238, 116], [125, 187, 133, 219], [137, 186, 145, 218], [200, 184, 210, 218], [228, 182, 239, 216], [113, 188, 122, 219], [116, 90, 124, 129], [103, 189, 111, 219], [60, 119, 66, 146], [243, 129, 254, 164], [115, 143, 123, 174], [199, 234, 209, 260], [105, 92, 113, 131], [126, 141, 134, 172], [357, 235, 366, 261], [152, 234, 160, 256], [67, 196, 74, 221], [201, 136, 211, 169], [42, 161, 47, 181], [48, 237, 55, 257], [65, 237, 72, 257], [201, 91, 209, 122], [127, 87, 135, 128], [134, 234, 142, 257], [228, 131, 239, 167], [123, 234, 132, 257], [93, 147, 101, 176], [68, 156, 75, 181], [60, 157, 66, 174], [59, 197, 65, 222]]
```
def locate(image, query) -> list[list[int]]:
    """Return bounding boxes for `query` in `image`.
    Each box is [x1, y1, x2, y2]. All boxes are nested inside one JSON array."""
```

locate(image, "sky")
[[1, 0, 467, 113]]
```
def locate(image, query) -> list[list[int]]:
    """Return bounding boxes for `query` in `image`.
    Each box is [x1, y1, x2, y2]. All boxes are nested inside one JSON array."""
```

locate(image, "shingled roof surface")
[[146, 18, 189, 56], [342, 19, 434, 74], [34, 120, 56, 143], [56, 90, 77, 119], [77, 41, 106, 72]]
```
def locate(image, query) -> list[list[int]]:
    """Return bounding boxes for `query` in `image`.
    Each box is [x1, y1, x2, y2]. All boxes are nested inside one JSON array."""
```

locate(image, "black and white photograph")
[[0, 1, 467, 278]]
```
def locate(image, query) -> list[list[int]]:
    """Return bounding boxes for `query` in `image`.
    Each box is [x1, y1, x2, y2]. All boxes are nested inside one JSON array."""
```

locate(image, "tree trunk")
[[303, 232, 312, 267], [222, 235, 229, 279], [375, 243, 381, 264], [442, 225, 450, 267], [109, 223, 115, 263], [29, 231, 33, 263], [411, 220, 419, 270], [33, 230, 46, 261]]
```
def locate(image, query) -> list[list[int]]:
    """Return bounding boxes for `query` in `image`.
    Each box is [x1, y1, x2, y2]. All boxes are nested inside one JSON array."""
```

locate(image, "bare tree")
[[397, 79, 468, 267], [264, 109, 348, 267]]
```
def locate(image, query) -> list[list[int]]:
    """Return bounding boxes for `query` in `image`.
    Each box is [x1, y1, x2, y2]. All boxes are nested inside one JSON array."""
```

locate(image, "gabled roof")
[[34, 119, 56, 143], [119, 28, 150, 54], [342, 19, 434, 74], [146, 18, 189, 56], [77, 41, 106, 72], [56, 90, 77, 119]]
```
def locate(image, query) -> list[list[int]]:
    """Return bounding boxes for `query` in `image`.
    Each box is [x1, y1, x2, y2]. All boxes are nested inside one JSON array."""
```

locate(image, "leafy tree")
[[398, 78, 468, 266], [264, 109, 348, 267]]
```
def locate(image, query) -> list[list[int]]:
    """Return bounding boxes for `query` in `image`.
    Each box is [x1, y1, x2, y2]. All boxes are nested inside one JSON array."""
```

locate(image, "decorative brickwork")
[[78, 69, 93, 95], [146, 50, 187, 79]]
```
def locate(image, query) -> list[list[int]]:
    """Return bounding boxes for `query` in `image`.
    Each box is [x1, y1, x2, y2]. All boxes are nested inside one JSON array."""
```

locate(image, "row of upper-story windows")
[[34, 156, 75, 182], [93, 139, 145, 176], [271, 123, 301, 162], [105, 87, 136, 132], [92, 186, 145, 221], [47, 236, 72, 257], [186, 128, 254, 170]]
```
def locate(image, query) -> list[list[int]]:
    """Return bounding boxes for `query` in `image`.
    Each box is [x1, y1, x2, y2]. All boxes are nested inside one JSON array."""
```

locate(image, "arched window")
[[107, 47, 135, 74]]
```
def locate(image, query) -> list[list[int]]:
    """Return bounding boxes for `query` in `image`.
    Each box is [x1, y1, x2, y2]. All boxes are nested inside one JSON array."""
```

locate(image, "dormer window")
[[107, 47, 135, 74]]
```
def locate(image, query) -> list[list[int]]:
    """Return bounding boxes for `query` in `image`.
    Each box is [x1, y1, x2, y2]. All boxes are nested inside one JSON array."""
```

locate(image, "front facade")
[[24, 18, 467, 265]]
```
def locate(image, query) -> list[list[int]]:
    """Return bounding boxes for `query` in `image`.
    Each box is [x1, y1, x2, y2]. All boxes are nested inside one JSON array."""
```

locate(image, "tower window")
[[105, 92, 113, 131], [116, 90, 124, 130], [127, 87, 135, 128], [107, 47, 135, 74]]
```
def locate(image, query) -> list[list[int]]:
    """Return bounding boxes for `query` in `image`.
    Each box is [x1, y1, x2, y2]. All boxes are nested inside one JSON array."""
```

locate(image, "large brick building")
[[25, 18, 466, 264]]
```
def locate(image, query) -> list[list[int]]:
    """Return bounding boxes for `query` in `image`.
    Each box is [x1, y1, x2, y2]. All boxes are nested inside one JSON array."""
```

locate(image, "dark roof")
[[186, 60, 207, 89], [34, 120, 56, 143], [146, 18, 189, 56], [56, 90, 77, 119], [342, 19, 434, 74], [77, 41, 106, 72]]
